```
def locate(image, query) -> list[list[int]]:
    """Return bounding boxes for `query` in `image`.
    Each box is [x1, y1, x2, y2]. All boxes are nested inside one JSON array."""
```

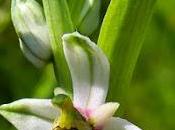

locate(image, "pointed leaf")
[[98, 0, 157, 104]]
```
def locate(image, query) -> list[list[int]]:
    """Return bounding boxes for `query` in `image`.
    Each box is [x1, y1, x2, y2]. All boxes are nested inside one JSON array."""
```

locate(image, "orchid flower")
[[0, 32, 141, 130]]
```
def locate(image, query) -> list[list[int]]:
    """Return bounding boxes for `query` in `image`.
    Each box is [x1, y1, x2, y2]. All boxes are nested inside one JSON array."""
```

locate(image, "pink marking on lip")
[[74, 106, 105, 130], [75, 107, 93, 120], [85, 109, 93, 118]]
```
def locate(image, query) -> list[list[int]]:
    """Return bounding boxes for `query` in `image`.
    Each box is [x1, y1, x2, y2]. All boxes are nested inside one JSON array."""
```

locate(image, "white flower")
[[0, 32, 141, 130]]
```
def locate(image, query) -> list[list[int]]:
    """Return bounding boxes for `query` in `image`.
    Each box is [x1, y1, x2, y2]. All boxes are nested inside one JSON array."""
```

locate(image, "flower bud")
[[11, 0, 51, 67], [19, 39, 46, 68], [68, 0, 101, 35]]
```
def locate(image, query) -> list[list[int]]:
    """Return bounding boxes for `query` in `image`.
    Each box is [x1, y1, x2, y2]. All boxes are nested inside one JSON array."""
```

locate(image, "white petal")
[[89, 102, 119, 127], [103, 117, 142, 130], [0, 110, 52, 130], [62, 32, 110, 110], [0, 99, 59, 120]]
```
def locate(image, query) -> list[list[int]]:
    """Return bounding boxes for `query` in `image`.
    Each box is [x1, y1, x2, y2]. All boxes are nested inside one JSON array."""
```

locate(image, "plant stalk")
[[42, 0, 74, 95]]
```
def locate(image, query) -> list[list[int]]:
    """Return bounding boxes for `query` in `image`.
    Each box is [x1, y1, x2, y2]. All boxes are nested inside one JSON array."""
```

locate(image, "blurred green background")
[[0, 0, 175, 130]]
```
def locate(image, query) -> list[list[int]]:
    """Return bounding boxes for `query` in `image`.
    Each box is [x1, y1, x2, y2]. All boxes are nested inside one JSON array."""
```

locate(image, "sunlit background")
[[0, 0, 175, 130]]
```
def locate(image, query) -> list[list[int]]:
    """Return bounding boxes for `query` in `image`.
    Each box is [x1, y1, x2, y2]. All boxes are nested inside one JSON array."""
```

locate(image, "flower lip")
[[73, 102, 119, 130]]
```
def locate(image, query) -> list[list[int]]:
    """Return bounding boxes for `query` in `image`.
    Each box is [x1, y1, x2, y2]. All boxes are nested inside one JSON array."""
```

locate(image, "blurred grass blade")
[[0, 0, 10, 32], [42, 0, 74, 95], [98, 0, 157, 103]]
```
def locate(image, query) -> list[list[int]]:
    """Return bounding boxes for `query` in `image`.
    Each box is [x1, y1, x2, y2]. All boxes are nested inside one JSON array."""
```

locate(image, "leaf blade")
[[98, 0, 157, 104]]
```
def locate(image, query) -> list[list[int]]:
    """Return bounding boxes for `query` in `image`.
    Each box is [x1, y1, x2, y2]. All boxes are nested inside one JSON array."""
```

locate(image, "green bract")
[[11, 0, 51, 67], [68, 0, 101, 35]]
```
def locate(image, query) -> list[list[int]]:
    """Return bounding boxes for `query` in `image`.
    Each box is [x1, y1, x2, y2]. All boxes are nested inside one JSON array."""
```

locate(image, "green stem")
[[98, 0, 156, 104], [33, 64, 56, 98], [42, 0, 74, 95]]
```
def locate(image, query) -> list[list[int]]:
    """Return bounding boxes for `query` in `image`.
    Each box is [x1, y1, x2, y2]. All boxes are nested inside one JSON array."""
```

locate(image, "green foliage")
[[98, 0, 156, 108], [42, 0, 74, 95], [0, 0, 175, 130]]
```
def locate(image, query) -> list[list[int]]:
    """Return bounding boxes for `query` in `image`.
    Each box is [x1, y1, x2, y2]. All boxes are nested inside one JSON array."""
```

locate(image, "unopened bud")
[[19, 39, 46, 68], [11, 0, 51, 67]]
